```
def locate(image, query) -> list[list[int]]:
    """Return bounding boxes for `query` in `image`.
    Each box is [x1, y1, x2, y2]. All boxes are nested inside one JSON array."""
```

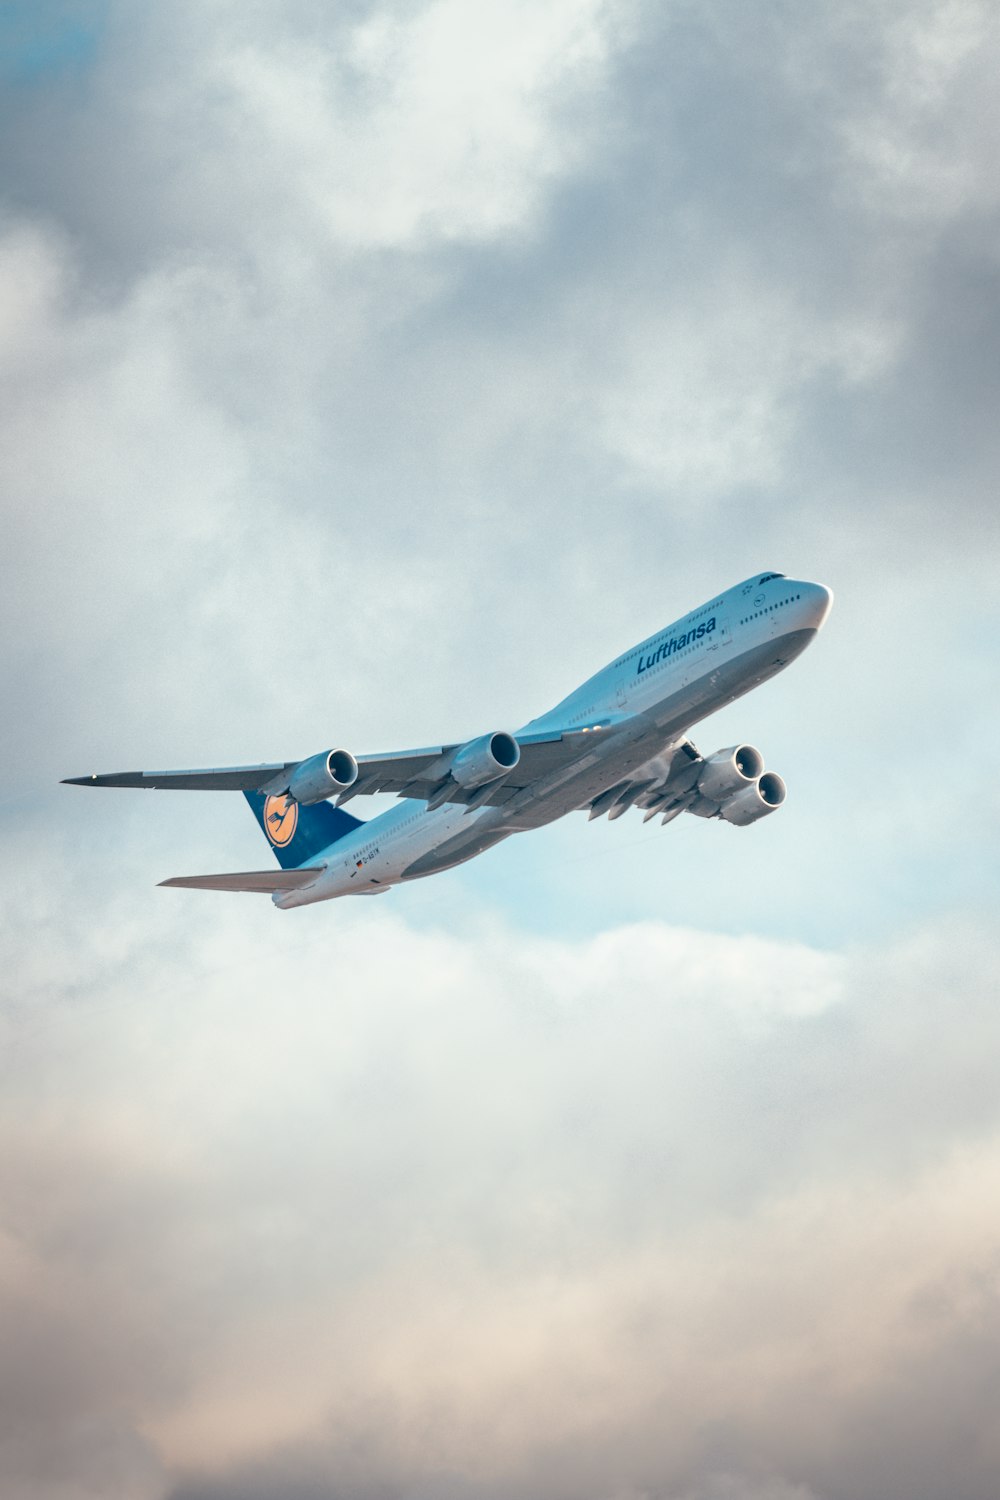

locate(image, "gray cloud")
[[3, 1, 1000, 1496]]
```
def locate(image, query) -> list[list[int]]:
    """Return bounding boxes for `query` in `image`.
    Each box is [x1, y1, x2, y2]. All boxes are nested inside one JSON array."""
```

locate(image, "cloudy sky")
[[2, 1, 1000, 1496]]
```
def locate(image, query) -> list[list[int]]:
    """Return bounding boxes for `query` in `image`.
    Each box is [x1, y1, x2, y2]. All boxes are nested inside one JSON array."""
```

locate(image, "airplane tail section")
[[244, 791, 364, 870]]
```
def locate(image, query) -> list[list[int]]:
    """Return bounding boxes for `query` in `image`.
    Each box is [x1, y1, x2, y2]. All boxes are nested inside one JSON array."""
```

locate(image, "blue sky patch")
[[0, 0, 107, 83]]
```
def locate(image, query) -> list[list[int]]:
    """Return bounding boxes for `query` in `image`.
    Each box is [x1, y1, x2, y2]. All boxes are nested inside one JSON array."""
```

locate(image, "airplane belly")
[[506, 630, 819, 824], [657, 629, 812, 715], [401, 825, 512, 879]]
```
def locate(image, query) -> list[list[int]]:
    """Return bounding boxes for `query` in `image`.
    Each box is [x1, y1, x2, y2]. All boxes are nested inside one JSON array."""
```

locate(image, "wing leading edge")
[[62, 727, 597, 811], [66, 733, 708, 830], [62, 762, 299, 793]]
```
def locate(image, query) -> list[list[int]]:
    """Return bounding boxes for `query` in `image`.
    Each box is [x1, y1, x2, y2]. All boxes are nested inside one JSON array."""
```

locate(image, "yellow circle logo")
[[263, 794, 298, 847]]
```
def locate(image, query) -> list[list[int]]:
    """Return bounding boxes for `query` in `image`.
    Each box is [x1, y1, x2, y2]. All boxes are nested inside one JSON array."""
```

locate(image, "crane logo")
[[263, 793, 298, 847]]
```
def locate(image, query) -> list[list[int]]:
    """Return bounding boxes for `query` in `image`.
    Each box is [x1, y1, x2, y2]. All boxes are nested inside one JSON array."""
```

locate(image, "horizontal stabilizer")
[[158, 868, 322, 894]]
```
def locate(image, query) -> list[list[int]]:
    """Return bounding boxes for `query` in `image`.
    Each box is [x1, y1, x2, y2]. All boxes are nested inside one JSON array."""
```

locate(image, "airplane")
[[63, 572, 832, 910]]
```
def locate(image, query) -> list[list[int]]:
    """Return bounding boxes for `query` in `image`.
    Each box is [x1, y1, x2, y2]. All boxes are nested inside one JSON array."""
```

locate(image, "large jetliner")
[[64, 573, 832, 909]]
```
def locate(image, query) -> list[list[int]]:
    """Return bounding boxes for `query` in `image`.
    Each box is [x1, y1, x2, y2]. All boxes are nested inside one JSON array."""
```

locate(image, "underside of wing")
[[159, 868, 321, 893], [582, 739, 705, 821], [349, 726, 612, 809]]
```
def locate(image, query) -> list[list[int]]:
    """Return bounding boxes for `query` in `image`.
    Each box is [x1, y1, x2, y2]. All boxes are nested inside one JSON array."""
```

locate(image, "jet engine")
[[697, 744, 764, 802], [449, 731, 520, 790], [719, 771, 786, 826], [287, 748, 359, 804]]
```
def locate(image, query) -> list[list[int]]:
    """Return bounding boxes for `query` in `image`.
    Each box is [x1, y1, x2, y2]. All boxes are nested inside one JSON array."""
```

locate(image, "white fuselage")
[[273, 574, 831, 907]]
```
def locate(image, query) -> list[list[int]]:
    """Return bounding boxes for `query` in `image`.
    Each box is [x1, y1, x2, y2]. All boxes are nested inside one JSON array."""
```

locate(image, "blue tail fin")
[[244, 792, 364, 870]]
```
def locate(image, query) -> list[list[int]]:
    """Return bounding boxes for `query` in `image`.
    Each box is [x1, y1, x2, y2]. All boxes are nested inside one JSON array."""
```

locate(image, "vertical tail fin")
[[244, 792, 364, 870]]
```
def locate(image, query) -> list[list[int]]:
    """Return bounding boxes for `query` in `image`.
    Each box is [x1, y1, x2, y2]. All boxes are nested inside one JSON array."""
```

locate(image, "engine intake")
[[287, 748, 359, 804], [697, 744, 765, 803], [449, 731, 520, 790], [720, 771, 786, 826]]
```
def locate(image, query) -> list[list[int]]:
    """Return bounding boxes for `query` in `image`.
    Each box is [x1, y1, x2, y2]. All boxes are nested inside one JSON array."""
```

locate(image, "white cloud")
[[592, 273, 902, 494], [2, 897, 999, 1495], [153, 0, 624, 254]]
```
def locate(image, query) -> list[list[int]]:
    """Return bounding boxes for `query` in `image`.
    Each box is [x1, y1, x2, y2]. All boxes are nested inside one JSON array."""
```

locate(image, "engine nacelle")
[[287, 748, 359, 804], [697, 744, 765, 803], [449, 731, 520, 790], [720, 771, 786, 826]]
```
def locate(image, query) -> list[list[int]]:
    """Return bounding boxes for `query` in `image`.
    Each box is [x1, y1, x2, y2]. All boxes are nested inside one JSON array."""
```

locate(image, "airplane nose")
[[800, 581, 833, 631]]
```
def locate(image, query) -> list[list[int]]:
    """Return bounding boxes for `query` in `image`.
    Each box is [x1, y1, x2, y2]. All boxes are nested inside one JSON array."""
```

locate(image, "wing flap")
[[159, 868, 322, 894], [581, 739, 704, 818]]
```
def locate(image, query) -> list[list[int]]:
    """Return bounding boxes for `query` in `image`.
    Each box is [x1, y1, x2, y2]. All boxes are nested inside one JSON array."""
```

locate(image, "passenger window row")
[[739, 592, 801, 624]]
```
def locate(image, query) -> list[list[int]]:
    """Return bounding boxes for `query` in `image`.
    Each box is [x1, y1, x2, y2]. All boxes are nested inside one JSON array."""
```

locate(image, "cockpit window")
[[758, 573, 785, 583]]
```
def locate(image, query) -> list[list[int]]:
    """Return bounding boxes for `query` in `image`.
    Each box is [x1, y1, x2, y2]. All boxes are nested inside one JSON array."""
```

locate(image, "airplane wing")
[[159, 868, 321, 893], [580, 740, 705, 821], [63, 763, 300, 792], [350, 728, 585, 806], [63, 727, 612, 811]]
